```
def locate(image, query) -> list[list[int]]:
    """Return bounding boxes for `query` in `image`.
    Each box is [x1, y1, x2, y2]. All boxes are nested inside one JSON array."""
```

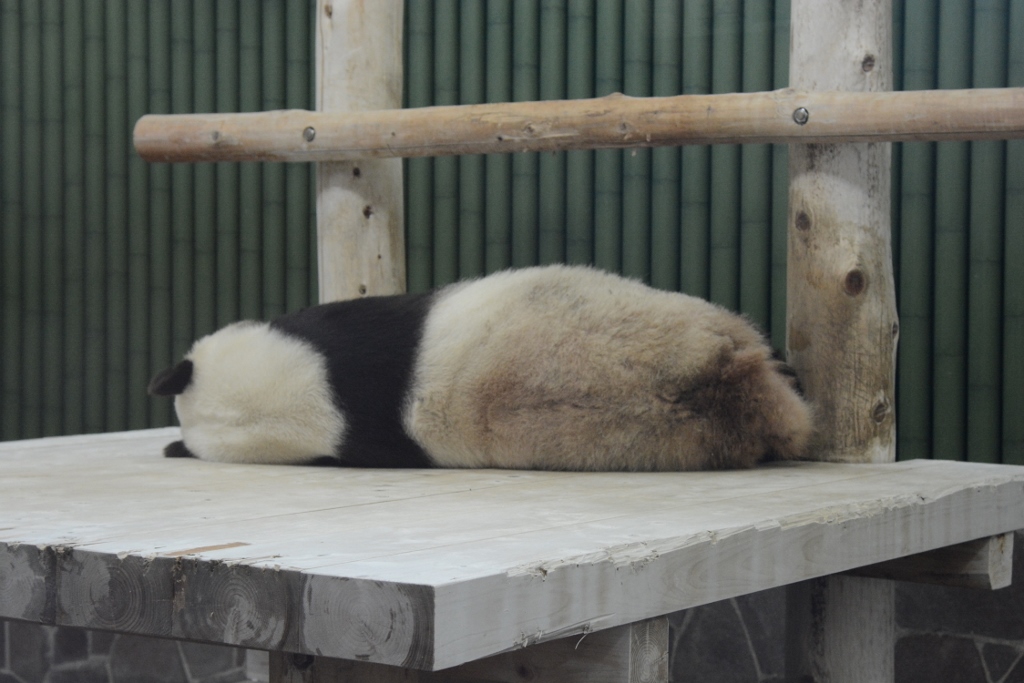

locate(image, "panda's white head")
[[148, 321, 346, 465]]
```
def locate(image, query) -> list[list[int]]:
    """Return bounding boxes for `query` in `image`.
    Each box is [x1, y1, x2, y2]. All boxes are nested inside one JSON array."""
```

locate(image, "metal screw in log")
[[793, 107, 810, 125]]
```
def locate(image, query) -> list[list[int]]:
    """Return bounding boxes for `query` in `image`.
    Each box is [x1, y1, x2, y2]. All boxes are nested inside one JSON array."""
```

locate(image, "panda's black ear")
[[148, 360, 194, 396]]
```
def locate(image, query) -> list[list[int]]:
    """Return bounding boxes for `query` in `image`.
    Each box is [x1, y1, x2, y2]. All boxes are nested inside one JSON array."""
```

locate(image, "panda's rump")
[[405, 265, 803, 471]]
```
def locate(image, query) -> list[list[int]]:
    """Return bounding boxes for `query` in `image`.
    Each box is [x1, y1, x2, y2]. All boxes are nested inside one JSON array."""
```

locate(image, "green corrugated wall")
[[0, 0, 1021, 466], [1, 0, 317, 435]]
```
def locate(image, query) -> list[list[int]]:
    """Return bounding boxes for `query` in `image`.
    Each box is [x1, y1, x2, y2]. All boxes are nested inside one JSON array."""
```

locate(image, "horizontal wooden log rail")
[[134, 87, 1024, 163]]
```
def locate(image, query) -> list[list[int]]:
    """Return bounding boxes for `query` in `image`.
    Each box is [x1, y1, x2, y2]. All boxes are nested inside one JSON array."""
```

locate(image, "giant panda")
[[148, 265, 813, 471]]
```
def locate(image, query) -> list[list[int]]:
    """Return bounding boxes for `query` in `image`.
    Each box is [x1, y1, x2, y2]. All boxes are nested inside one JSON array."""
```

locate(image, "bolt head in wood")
[[303, 126, 316, 142], [793, 107, 810, 125]]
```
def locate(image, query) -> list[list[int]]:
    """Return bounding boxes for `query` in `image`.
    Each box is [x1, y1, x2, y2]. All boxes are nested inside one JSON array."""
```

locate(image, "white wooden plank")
[[0, 430, 552, 544], [419, 477, 1023, 667], [0, 428, 922, 546], [1, 430, 1023, 669], [1, 454, 962, 568], [1, 433, 1019, 577], [0, 426, 179, 452]]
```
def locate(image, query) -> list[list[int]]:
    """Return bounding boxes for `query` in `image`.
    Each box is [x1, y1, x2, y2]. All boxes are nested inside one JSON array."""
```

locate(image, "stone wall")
[[0, 625, 248, 683], [4, 531, 1024, 683], [667, 530, 1024, 683]]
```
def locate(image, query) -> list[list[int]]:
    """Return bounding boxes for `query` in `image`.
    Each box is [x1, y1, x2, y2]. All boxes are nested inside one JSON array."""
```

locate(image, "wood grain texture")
[[787, 576, 895, 683], [57, 549, 174, 635], [848, 532, 1014, 590], [269, 617, 667, 683], [314, 0, 405, 301], [0, 542, 55, 622], [171, 556, 299, 650], [1, 429, 1023, 669], [132, 88, 1024, 164], [785, 2, 897, 681], [299, 575, 434, 669], [786, 0, 897, 465]]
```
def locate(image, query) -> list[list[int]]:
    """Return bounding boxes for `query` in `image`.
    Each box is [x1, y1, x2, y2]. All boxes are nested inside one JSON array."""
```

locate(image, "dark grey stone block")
[[180, 642, 242, 680], [998, 648, 1024, 683], [733, 587, 786, 679], [54, 627, 89, 663], [0, 674, 23, 683], [48, 661, 112, 683], [671, 600, 760, 683], [90, 631, 116, 655], [897, 581, 1024, 640], [895, 634, 985, 683], [109, 634, 186, 683], [9, 621, 51, 682], [981, 643, 1021, 682]]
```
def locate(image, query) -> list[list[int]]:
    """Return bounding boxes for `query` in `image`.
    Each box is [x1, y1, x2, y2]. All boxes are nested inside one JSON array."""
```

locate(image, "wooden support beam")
[[784, 1, 898, 681], [849, 533, 1014, 590], [133, 87, 1024, 164], [314, 0, 405, 302], [786, 576, 895, 683], [269, 617, 668, 683]]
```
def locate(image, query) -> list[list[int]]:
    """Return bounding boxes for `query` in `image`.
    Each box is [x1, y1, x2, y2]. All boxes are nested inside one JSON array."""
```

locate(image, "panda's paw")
[[305, 455, 344, 467], [164, 440, 197, 459]]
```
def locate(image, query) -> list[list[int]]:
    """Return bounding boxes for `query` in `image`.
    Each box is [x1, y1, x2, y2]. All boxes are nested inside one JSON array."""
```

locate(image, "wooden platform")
[[2, 428, 1023, 671]]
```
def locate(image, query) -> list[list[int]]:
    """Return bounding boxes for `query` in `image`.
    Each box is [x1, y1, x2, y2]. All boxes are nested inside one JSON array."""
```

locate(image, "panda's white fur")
[[172, 321, 347, 464], [150, 265, 814, 471], [406, 266, 812, 470]]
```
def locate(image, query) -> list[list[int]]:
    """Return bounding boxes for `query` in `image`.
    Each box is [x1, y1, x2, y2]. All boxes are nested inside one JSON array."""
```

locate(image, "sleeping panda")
[[148, 265, 813, 471]]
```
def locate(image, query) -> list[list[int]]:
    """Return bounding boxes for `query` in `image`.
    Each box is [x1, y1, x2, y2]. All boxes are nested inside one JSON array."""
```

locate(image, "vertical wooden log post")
[[785, 1, 897, 682], [315, 0, 405, 302], [787, 3, 899, 464]]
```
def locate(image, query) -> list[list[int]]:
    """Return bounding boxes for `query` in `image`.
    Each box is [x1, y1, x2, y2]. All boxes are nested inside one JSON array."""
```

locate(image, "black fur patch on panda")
[[148, 360, 194, 396], [164, 440, 197, 458], [270, 293, 435, 469], [305, 455, 345, 467], [770, 349, 804, 395]]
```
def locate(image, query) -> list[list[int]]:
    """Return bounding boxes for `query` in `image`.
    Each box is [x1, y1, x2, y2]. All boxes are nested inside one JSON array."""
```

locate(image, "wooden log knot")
[[795, 210, 812, 232], [872, 396, 892, 424], [843, 269, 867, 297]]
